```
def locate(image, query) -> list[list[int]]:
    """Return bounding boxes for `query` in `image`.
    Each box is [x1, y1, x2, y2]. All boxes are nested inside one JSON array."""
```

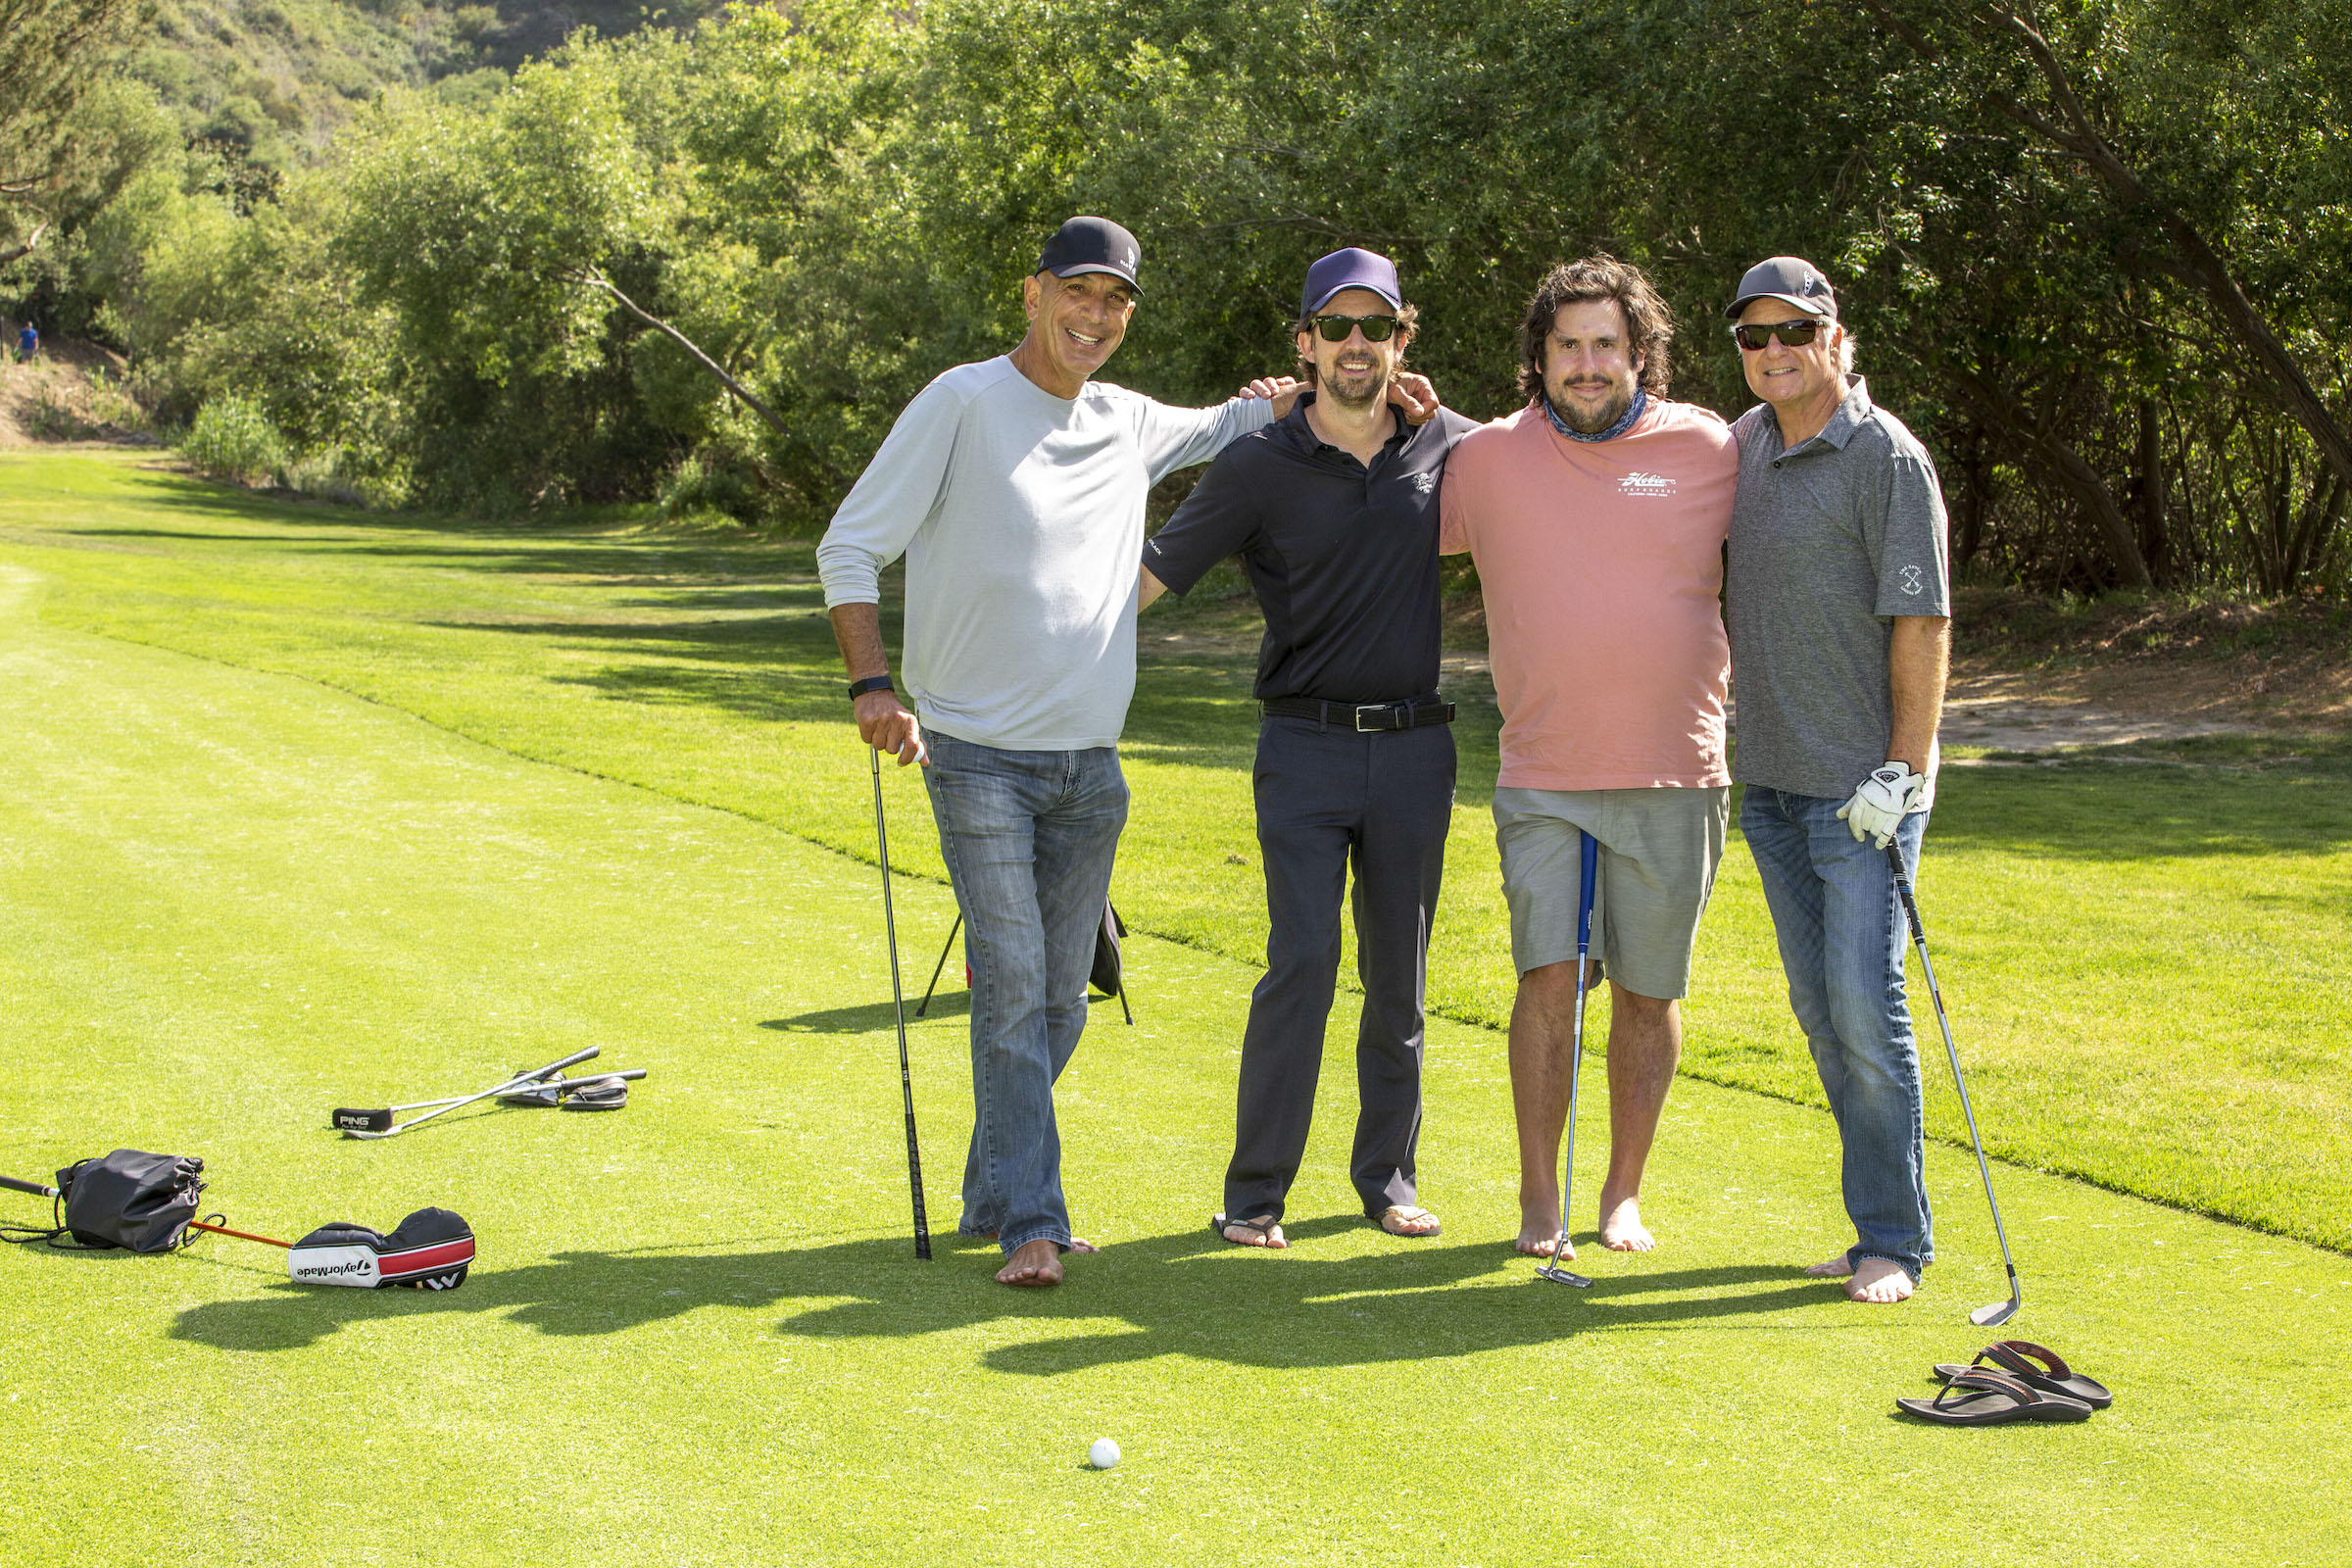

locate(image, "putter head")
[[1969, 1297, 2020, 1328], [1535, 1262, 1593, 1289], [330, 1107, 393, 1133]]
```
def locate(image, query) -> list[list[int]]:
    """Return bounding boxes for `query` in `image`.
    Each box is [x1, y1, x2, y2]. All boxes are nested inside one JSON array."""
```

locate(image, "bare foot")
[[995, 1238, 1065, 1288], [1516, 1205, 1573, 1258], [1376, 1205, 1442, 1239], [982, 1232, 1098, 1253], [1844, 1257, 1915, 1304], [1218, 1213, 1287, 1249], [1597, 1192, 1653, 1252], [1804, 1250, 1855, 1278]]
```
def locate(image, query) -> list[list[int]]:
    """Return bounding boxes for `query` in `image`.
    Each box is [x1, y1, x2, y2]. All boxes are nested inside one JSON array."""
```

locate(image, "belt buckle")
[[1353, 703, 1391, 732]]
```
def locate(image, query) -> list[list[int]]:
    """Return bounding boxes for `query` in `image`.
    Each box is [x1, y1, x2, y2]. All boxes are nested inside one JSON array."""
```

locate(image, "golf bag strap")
[[0, 1193, 67, 1247]]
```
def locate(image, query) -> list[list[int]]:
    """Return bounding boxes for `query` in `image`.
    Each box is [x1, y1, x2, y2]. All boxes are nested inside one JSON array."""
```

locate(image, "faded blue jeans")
[[923, 733, 1127, 1258], [1740, 788, 1934, 1282]]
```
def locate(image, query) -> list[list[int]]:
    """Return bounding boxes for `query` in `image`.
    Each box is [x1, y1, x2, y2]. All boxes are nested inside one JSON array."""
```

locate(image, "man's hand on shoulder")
[[857, 689, 928, 766], [1389, 371, 1441, 425], [1238, 374, 1302, 420]]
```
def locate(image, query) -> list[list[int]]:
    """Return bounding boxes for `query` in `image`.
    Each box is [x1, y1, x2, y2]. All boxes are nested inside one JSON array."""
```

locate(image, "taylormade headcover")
[[288, 1206, 474, 1291]]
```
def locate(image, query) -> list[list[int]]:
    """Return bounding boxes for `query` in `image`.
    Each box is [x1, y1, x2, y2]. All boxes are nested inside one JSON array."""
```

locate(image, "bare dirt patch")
[[0, 325, 156, 448]]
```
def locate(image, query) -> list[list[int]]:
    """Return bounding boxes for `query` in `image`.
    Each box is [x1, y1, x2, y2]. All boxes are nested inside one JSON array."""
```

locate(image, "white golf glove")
[[1837, 762, 1924, 849]]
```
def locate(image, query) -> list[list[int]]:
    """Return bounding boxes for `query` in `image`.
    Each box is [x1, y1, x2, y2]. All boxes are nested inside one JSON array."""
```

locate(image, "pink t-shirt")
[[1440, 398, 1739, 790]]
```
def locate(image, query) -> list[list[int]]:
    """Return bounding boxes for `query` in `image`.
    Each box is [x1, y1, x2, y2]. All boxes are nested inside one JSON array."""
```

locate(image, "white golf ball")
[[1088, 1438, 1121, 1470]]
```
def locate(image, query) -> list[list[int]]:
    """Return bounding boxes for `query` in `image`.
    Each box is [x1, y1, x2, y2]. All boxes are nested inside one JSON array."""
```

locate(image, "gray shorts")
[[1492, 786, 1731, 1000]]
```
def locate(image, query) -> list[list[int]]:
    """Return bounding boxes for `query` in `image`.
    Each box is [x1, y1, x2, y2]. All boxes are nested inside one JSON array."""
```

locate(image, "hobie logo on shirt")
[[1618, 471, 1676, 497], [1408, 471, 1437, 495]]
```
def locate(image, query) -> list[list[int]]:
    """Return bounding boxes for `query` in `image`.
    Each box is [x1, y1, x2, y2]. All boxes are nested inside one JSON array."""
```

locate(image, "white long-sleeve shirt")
[[816, 356, 1272, 751]]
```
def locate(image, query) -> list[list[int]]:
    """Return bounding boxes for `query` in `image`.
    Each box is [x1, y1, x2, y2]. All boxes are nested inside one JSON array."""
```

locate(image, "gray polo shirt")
[[1726, 375, 1950, 803]]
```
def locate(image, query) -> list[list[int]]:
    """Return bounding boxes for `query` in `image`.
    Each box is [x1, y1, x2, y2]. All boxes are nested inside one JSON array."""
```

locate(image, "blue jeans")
[[1740, 788, 1933, 1281], [923, 734, 1128, 1257]]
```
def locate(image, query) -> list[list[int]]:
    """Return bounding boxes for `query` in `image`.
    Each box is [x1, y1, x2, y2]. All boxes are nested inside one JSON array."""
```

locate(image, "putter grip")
[[0, 1173, 59, 1198]]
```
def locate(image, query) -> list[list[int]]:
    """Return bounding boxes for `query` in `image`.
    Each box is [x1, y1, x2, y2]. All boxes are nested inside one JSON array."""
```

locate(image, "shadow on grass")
[[762, 991, 971, 1033], [163, 1230, 1833, 1366]]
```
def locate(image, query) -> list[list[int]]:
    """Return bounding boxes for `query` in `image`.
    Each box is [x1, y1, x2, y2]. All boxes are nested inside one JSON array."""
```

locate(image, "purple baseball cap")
[[1300, 248, 1403, 317]]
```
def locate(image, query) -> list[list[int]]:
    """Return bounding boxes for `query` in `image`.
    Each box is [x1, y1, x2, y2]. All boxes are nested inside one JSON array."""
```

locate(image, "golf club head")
[[1969, 1298, 2020, 1328], [1535, 1263, 1593, 1289], [330, 1107, 394, 1133]]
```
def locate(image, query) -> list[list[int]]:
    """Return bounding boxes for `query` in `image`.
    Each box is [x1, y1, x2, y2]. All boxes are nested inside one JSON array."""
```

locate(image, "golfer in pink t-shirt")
[[1439, 256, 1738, 1262]]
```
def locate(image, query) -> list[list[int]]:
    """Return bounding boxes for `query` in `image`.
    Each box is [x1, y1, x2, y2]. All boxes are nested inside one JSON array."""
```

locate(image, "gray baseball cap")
[[1725, 256, 1838, 319]]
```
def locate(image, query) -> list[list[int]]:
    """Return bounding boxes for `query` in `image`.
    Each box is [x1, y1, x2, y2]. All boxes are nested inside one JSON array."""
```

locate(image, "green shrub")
[[657, 451, 759, 523], [180, 394, 286, 485]]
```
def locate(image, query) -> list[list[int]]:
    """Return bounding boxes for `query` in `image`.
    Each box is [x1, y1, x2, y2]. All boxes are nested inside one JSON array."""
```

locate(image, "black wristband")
[[848, 674, 895, 701]]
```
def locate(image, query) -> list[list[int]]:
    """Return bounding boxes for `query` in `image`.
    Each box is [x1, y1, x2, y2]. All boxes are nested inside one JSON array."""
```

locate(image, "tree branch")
[[1947, 365, 2154, 586], [567, 267, 789, 439], [1962, 2, 2352, 495], [0, 220, 49, 269]]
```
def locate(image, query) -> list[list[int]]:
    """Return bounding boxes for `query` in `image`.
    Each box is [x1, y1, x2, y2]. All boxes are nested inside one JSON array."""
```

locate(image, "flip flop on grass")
[[1211, 1212, 1287, 1249], [1897, 1368, 2094, 1426], [1934, 1340, 2115, 1409]]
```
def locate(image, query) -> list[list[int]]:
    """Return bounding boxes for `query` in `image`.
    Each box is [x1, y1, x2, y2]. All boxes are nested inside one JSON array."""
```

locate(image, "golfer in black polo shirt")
[[1141, 248, 1478, 1249]]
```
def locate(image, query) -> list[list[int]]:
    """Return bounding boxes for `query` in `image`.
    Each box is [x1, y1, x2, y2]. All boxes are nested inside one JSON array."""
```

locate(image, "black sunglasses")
[[1731, 318, 1827, 351], [1311, 314, 1401, 343]]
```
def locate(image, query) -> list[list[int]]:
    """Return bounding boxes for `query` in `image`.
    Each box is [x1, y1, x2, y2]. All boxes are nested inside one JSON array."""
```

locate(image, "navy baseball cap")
[[1725, 256, 1838, 319], [1037, 217, 1143, 293], [1300, 248, 1403, 317]]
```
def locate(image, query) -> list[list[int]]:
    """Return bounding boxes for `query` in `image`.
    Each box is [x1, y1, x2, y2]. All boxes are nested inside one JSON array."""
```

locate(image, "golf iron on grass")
[[332, 1046, 610, 1136], [1536, 829, 1599, 1289], [1886, 841, 2023, 1328], [871, 745, 932, 1261]]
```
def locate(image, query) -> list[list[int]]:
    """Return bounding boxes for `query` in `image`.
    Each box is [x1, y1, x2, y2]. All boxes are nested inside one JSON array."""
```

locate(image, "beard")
[[1319, 357, 1389, 411], [1546, 377, 1635, 434]]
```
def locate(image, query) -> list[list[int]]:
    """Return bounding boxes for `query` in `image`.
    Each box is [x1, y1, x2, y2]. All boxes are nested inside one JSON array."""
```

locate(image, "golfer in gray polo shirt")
[[1723, 256, 1952, 1307]]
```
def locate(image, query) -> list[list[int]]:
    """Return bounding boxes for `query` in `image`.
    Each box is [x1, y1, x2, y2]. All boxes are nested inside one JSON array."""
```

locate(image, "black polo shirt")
[[1143, 396, 1479, 704]]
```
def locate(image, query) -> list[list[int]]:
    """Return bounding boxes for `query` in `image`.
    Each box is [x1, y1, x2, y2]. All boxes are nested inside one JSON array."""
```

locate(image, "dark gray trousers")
[[1224, 714, 1455, 1223]]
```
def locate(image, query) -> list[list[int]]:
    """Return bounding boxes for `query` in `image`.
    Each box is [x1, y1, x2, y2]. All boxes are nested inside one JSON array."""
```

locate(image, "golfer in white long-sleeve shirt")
[[816, 218, 1281, 1288]]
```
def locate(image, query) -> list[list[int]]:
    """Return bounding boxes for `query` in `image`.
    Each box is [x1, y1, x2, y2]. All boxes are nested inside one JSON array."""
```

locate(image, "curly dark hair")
[[1515, 256, 1673, 402], [1289, 302, 1420, 386]]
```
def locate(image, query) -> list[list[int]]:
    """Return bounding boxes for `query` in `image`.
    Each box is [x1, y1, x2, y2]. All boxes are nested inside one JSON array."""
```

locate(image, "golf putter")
[[337, 1048, 601, 1138], [1537, 830, 1599, 1289], [1886, 842, 2022, 1328], [871, 746, 932, 1260]]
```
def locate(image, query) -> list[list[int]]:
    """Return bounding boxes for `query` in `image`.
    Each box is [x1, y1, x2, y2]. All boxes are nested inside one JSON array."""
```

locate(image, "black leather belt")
[[1260, 697, 1456, 732]]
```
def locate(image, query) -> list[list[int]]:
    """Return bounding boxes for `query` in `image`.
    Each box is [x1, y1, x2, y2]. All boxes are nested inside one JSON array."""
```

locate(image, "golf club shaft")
[[0, 1174, 58, 1199], [1541, 830, 1598, 1284], [917, 912, 962, 1017], [395, 1067, 647, 1112], [1885, 843, 2022, 1314], [348, 1046, 600, 1139], [871, 747, 932, 1260], [187, 1218, 290, 1249]]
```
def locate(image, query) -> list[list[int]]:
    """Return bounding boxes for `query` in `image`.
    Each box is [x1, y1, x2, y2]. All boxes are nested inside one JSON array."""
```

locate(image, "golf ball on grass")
[[1088, 1438, 1121, 1470]]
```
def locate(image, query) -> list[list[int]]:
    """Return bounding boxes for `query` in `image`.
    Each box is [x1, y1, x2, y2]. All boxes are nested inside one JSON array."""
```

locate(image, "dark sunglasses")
[[1311, 314, 1401, 343], [1731, 318, 1827, 351]]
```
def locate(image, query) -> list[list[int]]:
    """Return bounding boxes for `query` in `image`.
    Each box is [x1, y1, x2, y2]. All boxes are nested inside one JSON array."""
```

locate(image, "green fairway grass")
[[1, 450, 2345, 1255], [4, 527, 2351, 1565]]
